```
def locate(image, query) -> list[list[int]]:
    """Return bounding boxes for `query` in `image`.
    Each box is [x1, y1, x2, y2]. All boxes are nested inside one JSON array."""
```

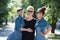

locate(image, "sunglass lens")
[[28, 10, 33, 12]]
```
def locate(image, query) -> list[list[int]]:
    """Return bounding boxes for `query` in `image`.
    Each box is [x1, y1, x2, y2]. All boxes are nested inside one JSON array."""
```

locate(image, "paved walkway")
[[0, 22, 14, 40]]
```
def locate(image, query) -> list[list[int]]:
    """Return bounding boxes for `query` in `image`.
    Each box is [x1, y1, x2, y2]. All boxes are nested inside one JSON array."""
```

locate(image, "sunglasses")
[[27, 10, 34, 13]]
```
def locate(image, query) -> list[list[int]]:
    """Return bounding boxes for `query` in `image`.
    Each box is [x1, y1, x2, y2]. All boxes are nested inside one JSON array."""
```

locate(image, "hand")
[[27, 28, 33, 32], [40, 31, 47, 35], [43, 31, 47, 35], [40, 31, 47, 36]]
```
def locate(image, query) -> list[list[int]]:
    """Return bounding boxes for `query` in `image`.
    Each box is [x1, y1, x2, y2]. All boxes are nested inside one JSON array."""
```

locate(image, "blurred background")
[[0, 0, 60, 40]]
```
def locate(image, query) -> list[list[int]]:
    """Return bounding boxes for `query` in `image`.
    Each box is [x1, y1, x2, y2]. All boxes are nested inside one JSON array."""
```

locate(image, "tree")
[[0, 0, 10, 26], [21, 0, 60, 33], [7, 0, 23, 22]]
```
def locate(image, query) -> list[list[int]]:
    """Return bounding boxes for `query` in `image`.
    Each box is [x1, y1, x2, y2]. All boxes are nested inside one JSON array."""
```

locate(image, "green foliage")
[[21, 0, 60, 24], [7, 0, 23, 22], [0, 0, 10, 26]]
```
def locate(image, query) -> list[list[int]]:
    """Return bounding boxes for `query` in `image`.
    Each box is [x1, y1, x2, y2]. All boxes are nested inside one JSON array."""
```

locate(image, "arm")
[[42, 26, 52, 35], [40, 22, 52, 35], [15, 18, 21, 31], [40, 26, 52, 36], [21, 28, 28, 31], [21, 28, 33, 32], [15, 17, 33, 32]]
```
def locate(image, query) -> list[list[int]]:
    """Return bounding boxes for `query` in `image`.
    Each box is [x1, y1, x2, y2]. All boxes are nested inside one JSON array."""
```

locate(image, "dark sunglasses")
[[27, 10, 33, 13]]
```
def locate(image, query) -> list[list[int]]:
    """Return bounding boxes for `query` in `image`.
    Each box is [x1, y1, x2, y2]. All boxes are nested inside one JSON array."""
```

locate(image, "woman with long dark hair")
[[35, 7, 52, 40]]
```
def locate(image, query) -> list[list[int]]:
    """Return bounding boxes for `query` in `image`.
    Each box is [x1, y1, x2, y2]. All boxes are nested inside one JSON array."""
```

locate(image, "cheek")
[[18, 12, 20, 15], [31, 13, 33, 15], [37, 14, 42, 17], [37, 15, 40, 17], [18, 12, 22, 15], [27, 13, 30, 15], [27, 13, 33, 15]]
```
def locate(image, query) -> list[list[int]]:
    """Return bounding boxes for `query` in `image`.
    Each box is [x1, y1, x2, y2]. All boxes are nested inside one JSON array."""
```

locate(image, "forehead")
[[28, 8, 34, 10]]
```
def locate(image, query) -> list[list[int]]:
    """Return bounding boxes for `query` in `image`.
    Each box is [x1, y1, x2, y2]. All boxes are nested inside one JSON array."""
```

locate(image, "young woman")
[[22, 6, 36, 40], [35, 7, 52, 40], [7, 7, 25, 40]]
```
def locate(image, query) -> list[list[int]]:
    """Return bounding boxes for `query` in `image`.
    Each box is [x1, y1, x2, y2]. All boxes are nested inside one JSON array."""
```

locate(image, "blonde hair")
[[27, 6, 34, 11]]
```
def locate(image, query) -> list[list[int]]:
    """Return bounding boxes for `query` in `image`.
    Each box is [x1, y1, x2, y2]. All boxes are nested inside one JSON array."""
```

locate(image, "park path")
[[0, 22, 15, 40]]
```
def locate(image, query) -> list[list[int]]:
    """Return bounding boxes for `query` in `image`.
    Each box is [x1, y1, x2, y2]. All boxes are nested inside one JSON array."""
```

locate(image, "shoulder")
[[43, 19, 49, 25], [43, 19, 51, 27], [42, 19, 49, 25], [15, 16, 21, 21], [41, 18, 47, 23], [40, 18, 50, 25]]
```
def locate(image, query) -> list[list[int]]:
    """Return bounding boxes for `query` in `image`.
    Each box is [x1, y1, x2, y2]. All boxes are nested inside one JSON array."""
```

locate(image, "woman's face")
[[18, 10, 24, 16], [36, 10, 43, 19], [27, 8, 34, 16]]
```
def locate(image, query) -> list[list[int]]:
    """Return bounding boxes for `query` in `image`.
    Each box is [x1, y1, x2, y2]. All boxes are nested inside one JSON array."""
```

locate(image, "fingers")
[[27, 28, 33, 32]]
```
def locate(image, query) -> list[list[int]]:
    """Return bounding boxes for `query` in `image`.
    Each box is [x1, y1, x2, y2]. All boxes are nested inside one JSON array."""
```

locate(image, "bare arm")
[[21, 28, 27, 31], [21, 28, 33, 32]]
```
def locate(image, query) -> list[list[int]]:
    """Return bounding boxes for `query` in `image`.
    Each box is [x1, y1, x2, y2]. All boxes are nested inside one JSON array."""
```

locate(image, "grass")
[[48, 33, 60, 40]]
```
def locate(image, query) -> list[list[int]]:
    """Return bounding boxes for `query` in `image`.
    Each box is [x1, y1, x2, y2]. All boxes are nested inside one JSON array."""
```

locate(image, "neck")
[[19, 15, 23, 17], [38, 17, 43, 20], [26, 15, 33, 21], [27, 15, 33, 18]]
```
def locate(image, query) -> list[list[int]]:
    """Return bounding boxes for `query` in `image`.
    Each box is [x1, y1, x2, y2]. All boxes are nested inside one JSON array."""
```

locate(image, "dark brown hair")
[[39, 7, 46, 15]]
